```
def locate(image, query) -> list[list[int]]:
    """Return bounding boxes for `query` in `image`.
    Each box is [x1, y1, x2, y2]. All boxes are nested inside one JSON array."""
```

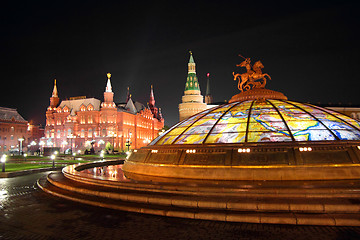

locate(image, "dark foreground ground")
[[1, 172, 360, 240]]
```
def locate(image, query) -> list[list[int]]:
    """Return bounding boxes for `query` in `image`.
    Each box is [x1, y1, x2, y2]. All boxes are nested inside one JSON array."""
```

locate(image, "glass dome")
[[151, 99, 360, 145]]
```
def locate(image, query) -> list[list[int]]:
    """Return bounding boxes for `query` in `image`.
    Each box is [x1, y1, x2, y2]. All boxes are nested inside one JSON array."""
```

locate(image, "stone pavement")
[[1, 172, 360, 240]]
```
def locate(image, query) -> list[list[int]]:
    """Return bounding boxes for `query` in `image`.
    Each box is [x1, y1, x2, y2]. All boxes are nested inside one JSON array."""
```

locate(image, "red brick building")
[[44, 74, 164, 153], [0, 107, 44, 154]]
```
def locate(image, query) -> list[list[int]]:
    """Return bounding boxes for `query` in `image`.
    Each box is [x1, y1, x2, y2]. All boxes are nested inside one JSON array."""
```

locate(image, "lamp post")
[[18, 138, 24, 155], [1, 154, 6, 172], [51, 154, 55, 168], [24, 153, 27, 161], [100, 150, 104, 161], [39, 140, 45, 155]]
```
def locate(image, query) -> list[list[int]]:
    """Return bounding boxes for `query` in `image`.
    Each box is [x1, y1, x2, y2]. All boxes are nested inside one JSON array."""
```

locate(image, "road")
[[1, 171, 360, 240]]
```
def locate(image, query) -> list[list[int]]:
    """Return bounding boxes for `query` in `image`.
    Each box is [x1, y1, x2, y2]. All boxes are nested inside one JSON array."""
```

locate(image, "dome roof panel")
[[151, 99, 360, 146]]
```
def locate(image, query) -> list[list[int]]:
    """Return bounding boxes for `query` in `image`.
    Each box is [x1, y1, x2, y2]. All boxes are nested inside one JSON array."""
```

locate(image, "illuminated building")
[[0, 107, 43, 153], [178, 51, 207, 121], [44, 74, 164, 152]]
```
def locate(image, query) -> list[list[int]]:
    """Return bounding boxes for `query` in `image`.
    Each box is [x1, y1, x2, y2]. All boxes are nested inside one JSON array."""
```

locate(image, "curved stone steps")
[[63, 171, 360, 199], [37, 172, 360, 226]]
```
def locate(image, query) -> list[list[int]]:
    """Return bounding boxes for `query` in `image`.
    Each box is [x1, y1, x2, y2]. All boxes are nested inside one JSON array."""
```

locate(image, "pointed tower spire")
[[149, 85, 158, 118], [52, 79, 58, 97], [185, 51, 200, 91], [149, 85, 155, 106], [205, 73, 213, 104], [126, 86, 131, 103], [105, 73, 112, 92], [50, 79, 60, 107], [102, 73, 115, 108]]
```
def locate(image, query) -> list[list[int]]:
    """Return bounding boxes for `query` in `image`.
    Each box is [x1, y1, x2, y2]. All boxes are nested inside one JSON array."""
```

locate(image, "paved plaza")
[[1, 172, 360, 240]]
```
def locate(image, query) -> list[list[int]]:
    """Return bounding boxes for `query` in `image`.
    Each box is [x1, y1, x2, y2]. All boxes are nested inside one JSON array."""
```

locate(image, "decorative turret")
[[50, 79, 60, 108], [178, 51, 206, 121], [184, 51, 201, 92], [102, 73, 116, 108], [204, 73, 213, 104], [149, 85, 158, 118]]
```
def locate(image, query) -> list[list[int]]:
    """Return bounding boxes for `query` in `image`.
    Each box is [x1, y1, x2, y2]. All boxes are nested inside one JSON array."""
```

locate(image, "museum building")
[[44, 74, 164, 152]]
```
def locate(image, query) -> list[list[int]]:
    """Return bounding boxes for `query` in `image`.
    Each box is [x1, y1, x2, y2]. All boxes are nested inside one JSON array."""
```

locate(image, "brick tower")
[[178, 51, 206, 121]]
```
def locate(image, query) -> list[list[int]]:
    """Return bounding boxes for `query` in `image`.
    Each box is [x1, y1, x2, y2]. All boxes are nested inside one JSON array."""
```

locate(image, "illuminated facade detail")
[[233, 55, 271, 92], [178, 51, 207, 121], [44, 75, 164, 152]]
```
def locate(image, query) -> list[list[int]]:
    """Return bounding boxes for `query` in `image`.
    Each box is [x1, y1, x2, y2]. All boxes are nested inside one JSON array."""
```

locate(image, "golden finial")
[[151, 84, 153, 89], [189, 51, 192, 55], [107, 73, 111, 79], [54, 79, 56, 85]]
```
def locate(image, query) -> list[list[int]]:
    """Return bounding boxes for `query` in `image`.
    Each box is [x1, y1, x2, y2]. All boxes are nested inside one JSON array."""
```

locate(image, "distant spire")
[[189, 51, 194, 63], [149, 84, 155, 107], [105, 72, 112, 92], [206, 73, 211, 96], [126, 87, 130, 102], [52, 79, 58, 97], [205, 73, 213, 104], [149, 85, 158, 118]]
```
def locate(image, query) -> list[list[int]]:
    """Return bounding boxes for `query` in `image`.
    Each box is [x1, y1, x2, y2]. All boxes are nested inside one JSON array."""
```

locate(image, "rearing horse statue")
[[233, 55, 271, 92]]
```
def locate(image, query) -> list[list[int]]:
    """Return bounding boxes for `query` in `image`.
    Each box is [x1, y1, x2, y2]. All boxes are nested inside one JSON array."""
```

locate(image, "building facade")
[[178, 52, 207, 121], [0, 107, 44, 154], [44, 73, 164, 153]]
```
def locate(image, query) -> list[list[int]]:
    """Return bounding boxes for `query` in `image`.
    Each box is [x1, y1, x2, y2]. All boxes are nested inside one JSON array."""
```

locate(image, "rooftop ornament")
[[233, 54, 271, 92]]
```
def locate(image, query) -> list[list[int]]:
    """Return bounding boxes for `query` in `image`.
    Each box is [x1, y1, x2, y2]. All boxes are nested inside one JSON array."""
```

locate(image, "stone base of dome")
[[123, 142, 360, 181], [229, 88, 287, 102], [123, 161, 360, 181]]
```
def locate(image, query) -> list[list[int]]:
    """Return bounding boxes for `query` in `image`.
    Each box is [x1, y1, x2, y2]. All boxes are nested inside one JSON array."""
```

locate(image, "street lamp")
[[18, 138, 24, 155], [1, 154, 6, 172], [39, 140, 45, 155], [24, 153, 27, 161], [72, 152, 76, 160], [100, 150, 104, 161], [51, 154, 55, 168]]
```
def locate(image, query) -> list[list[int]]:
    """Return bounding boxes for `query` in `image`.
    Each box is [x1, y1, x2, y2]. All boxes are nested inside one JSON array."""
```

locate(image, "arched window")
[[87, 104, 94, 111], [88, 128, 92, 138], [80, 105, 86, 111], [81, 129, 85, 138]]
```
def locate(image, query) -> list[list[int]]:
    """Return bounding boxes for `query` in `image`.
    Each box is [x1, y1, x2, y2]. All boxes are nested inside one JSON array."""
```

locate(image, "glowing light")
[[238, 148, 250, 153], [1, 155, 6, 163], [299, 147, 312, 152], [186, 149, 196, 153]]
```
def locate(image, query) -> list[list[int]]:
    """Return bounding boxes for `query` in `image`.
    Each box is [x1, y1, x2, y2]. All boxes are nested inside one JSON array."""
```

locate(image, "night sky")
[[1, 1, 359, 127]]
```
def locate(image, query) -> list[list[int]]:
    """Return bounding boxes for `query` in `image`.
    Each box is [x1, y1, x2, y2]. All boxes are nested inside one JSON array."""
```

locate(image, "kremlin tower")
[[204, 73, 213, 104], [178, 52, 207, 121]]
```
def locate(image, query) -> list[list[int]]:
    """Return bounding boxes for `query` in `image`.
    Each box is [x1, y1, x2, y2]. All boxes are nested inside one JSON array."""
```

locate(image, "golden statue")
[[233, 54, 271, 92], [107, 72, 111, 79]]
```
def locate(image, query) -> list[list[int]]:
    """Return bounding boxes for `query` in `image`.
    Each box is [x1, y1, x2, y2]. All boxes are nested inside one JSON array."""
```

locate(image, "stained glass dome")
[[151, 99, 360, 145], [124, 87, 360, 181]]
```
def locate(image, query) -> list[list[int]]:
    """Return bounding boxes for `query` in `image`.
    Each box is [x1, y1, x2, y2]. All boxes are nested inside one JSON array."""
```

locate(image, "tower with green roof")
[[179, 51, 207, 121]]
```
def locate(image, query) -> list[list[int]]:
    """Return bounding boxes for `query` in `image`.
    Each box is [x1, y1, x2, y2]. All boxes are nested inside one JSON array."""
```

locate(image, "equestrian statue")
[[233, 54, 271, 92]]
